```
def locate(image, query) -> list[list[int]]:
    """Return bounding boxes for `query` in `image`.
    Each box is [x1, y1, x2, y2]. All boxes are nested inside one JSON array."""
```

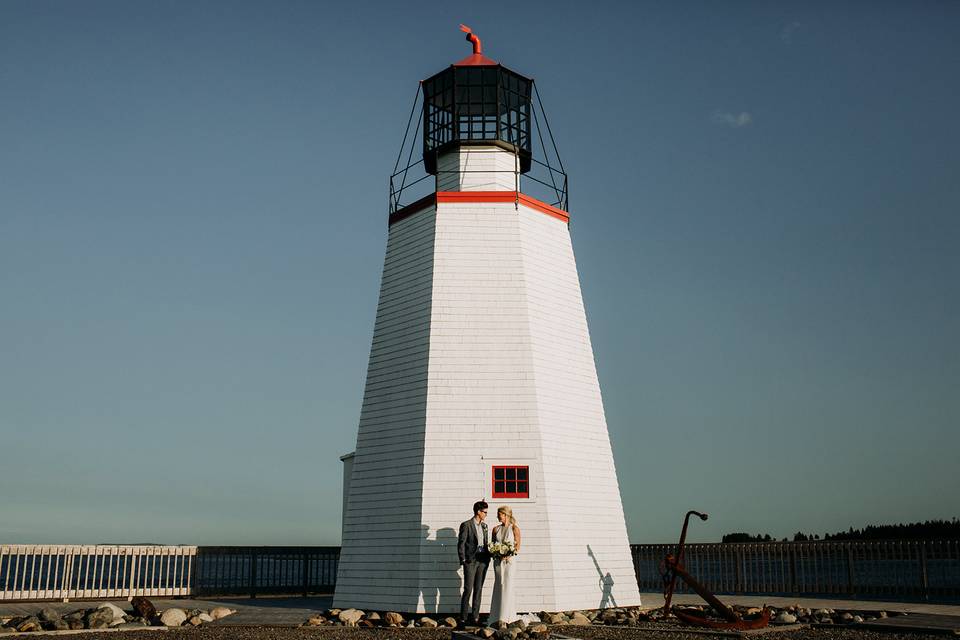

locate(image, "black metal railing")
[[633, 540, 960, 601], [388, 81, 568, 217], [193, 546, 339, 597]]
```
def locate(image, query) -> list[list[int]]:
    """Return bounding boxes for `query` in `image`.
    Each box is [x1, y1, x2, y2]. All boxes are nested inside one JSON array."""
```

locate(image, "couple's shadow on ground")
[[419, 525, 461, 615]]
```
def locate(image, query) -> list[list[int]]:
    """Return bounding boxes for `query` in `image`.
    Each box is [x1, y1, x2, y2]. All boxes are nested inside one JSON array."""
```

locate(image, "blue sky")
[[1, 1, 958, 545]]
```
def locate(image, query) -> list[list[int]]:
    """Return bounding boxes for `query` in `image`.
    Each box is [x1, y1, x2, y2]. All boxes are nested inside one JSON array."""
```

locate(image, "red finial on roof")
[[460, 24, 482, 55], [454, 24, 497, 66]]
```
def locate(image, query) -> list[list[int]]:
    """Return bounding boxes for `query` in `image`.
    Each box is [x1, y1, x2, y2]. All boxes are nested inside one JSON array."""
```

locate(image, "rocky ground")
[[2, 624, 949, 640], [0, 597, 235, 633], [1, 601, 953, 640]]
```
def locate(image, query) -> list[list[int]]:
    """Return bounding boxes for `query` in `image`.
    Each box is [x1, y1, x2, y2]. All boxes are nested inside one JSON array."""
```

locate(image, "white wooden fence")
[[0, 545, 197, 601]]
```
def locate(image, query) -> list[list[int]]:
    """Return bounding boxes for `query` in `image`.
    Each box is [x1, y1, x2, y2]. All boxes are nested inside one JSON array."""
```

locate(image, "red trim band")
[[388, 191, 569, 226]]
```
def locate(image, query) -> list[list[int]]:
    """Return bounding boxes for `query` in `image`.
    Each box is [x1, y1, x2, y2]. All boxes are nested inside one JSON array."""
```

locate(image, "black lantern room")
[[421, 39, 532, 175], [389, 27, 568, 216]]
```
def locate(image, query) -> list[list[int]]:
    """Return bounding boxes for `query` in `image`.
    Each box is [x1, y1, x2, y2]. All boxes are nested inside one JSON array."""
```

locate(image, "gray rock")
[[339, 608, 364, 626], [16, 617, 42, 632], [38, 607, 61, 623], [420, 616, 438, 628], [478, 628, 496, 639], [443, 617, 458, 628], [384, 612, 404, 626], [85, 608, 115, 628], [774, 612, 797, 624], [568, 612, 591, 626], [210, 606, 233, 620], [854, 615, 864, 623], [367, 612, 381, 621], [63, 610, 85, 622], [199, 612, 214, 623], [68, 619, 85, 630], [98, 602, 127, 625], [160, 608, 187, 627], [188, 615, 204, 626], [45, 620, 71, 631]]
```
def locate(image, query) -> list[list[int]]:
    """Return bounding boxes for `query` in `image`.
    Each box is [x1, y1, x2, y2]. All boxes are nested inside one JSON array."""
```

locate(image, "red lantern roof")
[[455, 24, 498, 66], [454, 52, 499, 66]]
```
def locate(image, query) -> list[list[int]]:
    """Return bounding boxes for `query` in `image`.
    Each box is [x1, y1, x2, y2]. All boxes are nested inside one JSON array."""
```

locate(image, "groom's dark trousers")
[[458, 518, 489, 622]]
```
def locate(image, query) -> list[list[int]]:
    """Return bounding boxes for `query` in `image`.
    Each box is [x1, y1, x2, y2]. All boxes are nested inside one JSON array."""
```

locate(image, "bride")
[[488, 506, 521, 624]]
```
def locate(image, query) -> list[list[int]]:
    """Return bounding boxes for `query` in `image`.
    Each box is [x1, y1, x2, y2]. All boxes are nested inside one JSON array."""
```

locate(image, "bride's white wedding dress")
[[488, 524, 518, 624]]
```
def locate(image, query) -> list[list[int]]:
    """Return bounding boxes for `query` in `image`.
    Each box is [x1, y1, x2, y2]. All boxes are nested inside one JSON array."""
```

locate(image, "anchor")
[[659, 510, 771, 630]]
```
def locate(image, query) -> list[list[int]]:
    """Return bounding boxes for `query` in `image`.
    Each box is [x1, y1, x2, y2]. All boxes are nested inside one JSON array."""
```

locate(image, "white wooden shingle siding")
[[436, 147, 519, 192], [335, 145, 639, 612], [335, 207, 437, 607]]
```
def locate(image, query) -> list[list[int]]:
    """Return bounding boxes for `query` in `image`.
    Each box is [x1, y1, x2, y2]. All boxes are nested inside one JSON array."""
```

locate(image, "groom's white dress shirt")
[[474, 519, 484, 553]]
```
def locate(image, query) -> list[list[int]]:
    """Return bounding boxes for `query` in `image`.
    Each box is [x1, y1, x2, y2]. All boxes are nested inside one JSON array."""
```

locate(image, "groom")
[[457, 500, 490, 624]]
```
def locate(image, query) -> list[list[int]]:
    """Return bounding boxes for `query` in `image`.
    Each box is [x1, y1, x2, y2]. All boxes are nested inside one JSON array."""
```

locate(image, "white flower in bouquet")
[[487, 540, 517, 560]]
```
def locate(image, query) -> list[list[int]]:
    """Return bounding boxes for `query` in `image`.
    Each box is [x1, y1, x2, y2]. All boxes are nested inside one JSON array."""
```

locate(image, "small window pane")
[[494, 468, 505, 480], [505, 468, 516, 481], [494, 481, 505, 494], [506, 481, 516, 494], [517, 468, 528, 481], [517, 482, 528, 493]]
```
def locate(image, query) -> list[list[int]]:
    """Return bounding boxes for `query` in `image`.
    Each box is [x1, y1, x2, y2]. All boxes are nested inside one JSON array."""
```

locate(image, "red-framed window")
[[492, 466, 529, 499]]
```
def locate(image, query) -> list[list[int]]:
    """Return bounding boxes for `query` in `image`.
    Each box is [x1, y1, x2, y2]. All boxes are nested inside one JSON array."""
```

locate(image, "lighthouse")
[[335, 28, 640, 614]]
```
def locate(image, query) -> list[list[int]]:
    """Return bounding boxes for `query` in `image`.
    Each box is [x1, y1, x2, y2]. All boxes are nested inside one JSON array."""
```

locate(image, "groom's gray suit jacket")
[[457, 519, 490, 565]]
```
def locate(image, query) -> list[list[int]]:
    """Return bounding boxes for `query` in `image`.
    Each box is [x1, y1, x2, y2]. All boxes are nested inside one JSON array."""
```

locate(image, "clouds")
[[710, 111, 753, 128], [780, 21, 802, 45]]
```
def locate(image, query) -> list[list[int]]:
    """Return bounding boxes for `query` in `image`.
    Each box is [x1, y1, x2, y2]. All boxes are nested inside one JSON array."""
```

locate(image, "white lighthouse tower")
[[335, 29, 640, 614]]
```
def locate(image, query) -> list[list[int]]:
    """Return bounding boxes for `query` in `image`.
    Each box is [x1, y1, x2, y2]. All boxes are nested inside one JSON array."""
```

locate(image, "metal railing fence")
[[4, 541, 959, 602], [0, 545, 196, 602], [633, 540, 960, 600], [193, 546, 340, 597]]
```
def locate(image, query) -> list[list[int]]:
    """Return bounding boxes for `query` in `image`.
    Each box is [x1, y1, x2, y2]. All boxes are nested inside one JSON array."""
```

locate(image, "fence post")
[[302, 551, 309, 598], [249, 549, 257, 599], [792, 545, 799, 594], [919, 543, 929, 601], [847, 545, 855, 595], [61, 550, 74, 603], [734, 545, 743, 593]]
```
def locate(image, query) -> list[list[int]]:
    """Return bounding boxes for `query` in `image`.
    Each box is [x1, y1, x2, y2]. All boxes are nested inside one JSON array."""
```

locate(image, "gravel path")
[[38, 625, 950, 640]]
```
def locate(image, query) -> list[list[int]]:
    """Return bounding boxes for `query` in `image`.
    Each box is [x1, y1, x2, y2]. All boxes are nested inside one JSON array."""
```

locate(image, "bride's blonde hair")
[[498, 505, 517, 525]]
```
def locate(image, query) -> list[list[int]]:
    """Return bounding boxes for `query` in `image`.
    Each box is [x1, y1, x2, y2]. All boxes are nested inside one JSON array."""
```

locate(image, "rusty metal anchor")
[[660, 510, 770, 630]]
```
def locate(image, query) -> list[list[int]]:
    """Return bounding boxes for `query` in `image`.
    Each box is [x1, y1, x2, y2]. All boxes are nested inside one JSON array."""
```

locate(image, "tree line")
[[721, 518, 960, 543]]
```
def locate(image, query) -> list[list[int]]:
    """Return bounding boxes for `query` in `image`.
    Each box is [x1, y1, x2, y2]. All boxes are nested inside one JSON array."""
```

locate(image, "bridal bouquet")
[[487, 540, 517, 559]]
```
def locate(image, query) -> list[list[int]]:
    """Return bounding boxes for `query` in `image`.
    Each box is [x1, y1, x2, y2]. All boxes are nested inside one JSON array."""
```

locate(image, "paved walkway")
[[1, 593, 958, 627]]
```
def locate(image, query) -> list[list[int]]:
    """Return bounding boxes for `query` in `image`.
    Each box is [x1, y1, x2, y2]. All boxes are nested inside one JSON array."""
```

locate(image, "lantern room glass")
[[422, 65, 532, 174]]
